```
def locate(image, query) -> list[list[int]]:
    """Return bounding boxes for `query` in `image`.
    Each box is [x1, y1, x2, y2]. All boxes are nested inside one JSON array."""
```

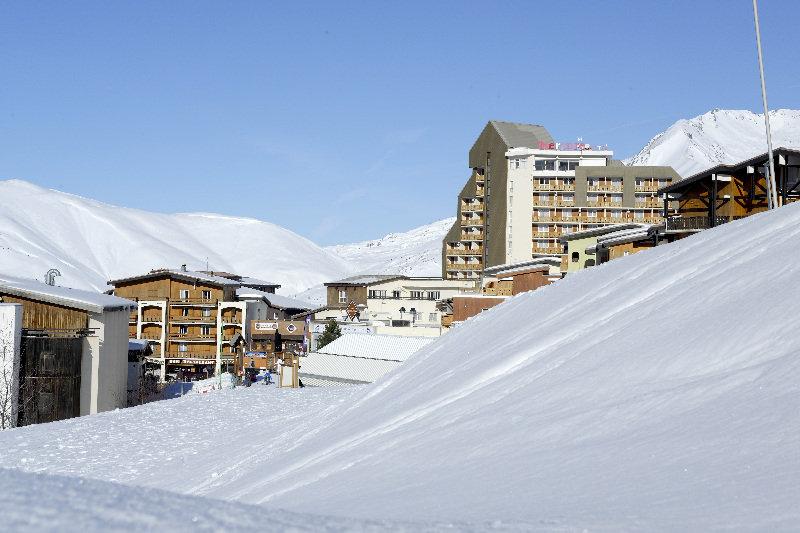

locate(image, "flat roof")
[[324, 275, 406, 287], [0, 274, 135, 313], [558, 223, 647, 243], [483, 257, 561, 277]]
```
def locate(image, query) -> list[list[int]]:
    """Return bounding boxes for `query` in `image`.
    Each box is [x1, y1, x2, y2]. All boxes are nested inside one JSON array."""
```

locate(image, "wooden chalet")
[[659, 147, 800, 235]]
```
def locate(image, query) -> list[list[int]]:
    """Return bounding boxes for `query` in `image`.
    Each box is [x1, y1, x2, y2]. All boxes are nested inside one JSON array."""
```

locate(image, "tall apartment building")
[[442, 121, 679, 278]]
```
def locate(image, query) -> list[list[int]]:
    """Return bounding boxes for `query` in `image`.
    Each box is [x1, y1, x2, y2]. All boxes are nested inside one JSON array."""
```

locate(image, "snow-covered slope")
[[229, 203, 800, 527], [327, 218, 454, 277], [295, 217, 454, 304], [625, 108, 800, 177], [0, 180, 352, 294], [3, 203, 800, 529]]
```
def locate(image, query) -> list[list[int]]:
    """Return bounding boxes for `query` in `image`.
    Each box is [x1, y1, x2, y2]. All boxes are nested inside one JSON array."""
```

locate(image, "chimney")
[[181, 264, 187, 272]]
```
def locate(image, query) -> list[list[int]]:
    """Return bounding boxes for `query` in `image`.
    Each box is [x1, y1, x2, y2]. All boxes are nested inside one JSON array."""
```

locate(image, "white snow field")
[[2, 198, 800, 529], [0, 179, 352, 294], [625, 108, 800, 177]]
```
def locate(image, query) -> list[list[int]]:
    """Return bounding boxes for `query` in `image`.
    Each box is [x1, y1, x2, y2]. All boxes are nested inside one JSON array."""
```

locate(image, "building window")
[[537, 241, 549, 249], [427, 291, 440, 301], [558, 160, 579, 171], [181, 308, 189, 317], [179, 325, 188, 334], [179, 289, 189, 299], [368, 290, 387, 299], [535, 160, 555, 171], [538, 225, 549, 233], [572, 252, 579, 263], [338, 290, 347, 304], [429, 312, 437, 322], [562, 209, 572, 218], [587, 210, 598, 218], [634, 211, 645, 220], [611, 210, 622, 219], [201, 325, 210, 336], [179, 343, 188, 352], [588, 194, 598, 202], [202, 308, 212, 317], [411, 291, 424, 300], [538, 194, 549, 204], [202, 290, 211, 300]]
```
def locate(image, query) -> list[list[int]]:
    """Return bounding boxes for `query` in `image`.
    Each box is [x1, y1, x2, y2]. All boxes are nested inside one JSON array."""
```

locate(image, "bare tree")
[[0, 323, 19, 430]]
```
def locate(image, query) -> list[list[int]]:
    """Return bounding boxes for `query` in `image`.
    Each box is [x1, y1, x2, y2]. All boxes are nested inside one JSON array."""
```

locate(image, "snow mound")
[[0, 179, 352, 294], [624, 108, 800, 177], [225, 203, 800, 528]]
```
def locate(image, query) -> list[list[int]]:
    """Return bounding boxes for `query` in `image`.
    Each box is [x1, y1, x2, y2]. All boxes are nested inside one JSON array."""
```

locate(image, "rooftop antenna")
[[44, 268, 61, 286], [752, 0, 778, 209]]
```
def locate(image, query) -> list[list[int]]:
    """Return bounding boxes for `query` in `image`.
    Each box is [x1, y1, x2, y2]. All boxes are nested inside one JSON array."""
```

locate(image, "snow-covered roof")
[[109, 269, 241, 287], [559, 223, 648, 243], [235, 287, 313, 310], [0, 274, 135, 313], [239, 276, 281, 288], [484, 257, 562, 277], [299, 352, 401, 385], [324, 274, 405, 287], [317, 333, 433, 362]]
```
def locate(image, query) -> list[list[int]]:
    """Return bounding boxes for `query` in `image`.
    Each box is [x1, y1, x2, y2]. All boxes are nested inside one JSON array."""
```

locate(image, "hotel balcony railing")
[[665, 215, 738, 231], [447, 248, 483, 256], [552, 199, 575, 207], [169, 298, 219, 306], [532, 246, 563, 255], [447, 263, 483, 271], [586, 200, 624, 208], [141, 315, 164, 323], [219, 317, 242, 324], [140, 333, 162, 340], [532, 183, 574, 192], [461, 203, 484, 212], [169, 315, 215, 323], [635, 185, 660, 192], [169, 333, 217, 341], [460, 232, 484, 240], [461, 217, 484, 226], [587, 185, 623, 192]]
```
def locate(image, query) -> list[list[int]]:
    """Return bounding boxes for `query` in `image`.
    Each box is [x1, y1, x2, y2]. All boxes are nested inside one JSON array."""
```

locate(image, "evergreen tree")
[[316, 319, 341, 350]]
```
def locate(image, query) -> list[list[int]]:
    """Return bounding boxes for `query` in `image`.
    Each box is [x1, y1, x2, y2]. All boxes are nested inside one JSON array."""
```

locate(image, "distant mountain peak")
[[624, 109, 800, 177]]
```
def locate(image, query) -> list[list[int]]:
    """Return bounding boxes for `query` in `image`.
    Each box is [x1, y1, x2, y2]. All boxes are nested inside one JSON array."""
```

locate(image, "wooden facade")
[[661, 148, 800, 233], [0, 293, 88, 332]]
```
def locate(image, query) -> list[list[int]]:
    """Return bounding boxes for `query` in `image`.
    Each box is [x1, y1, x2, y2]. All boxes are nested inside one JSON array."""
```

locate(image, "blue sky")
[[1, 1, 798, 244]]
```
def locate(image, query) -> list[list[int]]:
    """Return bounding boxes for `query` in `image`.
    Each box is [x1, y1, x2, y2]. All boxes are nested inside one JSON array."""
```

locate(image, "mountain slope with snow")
[[327, 218, 454, 277], [0, 180, 352, 294], [3, 202, 799, 529], [625, 108, 800, 177]]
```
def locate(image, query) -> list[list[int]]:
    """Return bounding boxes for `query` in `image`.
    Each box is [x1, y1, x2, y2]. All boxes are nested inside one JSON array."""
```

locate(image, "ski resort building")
[[313, 275, 475, 335], [442, 120, 679, 280], [109, 268, 310, 381], [0, 275, 134, 426], [659, 147, 800, 236]]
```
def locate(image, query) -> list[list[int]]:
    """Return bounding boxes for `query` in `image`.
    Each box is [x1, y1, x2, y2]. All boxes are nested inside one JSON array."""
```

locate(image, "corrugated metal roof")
[[299, 352, 400, 386], [317, 333, 434, 361], [490, 120, 554, 148], [0, 274, 135, 313]]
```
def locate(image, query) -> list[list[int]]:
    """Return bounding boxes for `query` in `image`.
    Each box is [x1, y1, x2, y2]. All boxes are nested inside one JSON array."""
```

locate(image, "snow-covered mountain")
[[327, 217, 453, 277], [3, 202, 800, 530], [0, 179, 353, 295], [625, 108, 800, 177]]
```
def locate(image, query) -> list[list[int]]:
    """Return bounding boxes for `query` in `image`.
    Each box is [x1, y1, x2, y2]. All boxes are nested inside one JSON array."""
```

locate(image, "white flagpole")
[[752, 0, 778, 209]]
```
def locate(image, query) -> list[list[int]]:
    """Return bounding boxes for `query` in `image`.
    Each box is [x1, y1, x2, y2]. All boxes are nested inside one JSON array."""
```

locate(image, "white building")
[[314, 275, 476, 337]]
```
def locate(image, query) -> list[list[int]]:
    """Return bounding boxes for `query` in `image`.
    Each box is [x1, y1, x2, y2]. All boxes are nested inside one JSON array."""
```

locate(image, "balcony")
[[170, 298, 219, 307], [461, 216, 484, 226], [168, 334, 217, 342], [587, 185, 623, 192], [532, 246, 563, 255], [461, 203, 484, 213], [460, 232, 484, 241], [446, 263, 483, 271], [170, 315, 215, 324], [635, 185, 659, 192], [140, 333, 162, 340], [665, 216, 736, 231], [141, 314, 164, 323]]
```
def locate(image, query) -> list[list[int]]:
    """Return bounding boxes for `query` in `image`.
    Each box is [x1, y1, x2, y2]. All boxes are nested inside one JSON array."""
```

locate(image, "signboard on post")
[[346, 302, 359, 321]]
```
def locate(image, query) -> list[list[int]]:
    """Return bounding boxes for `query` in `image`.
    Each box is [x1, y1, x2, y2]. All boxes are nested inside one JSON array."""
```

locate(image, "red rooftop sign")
[[538, 141, 609, 151]]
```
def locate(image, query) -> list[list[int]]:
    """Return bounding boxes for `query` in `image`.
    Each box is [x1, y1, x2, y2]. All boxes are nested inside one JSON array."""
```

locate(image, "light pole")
[[752, 0, 778, 209]]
